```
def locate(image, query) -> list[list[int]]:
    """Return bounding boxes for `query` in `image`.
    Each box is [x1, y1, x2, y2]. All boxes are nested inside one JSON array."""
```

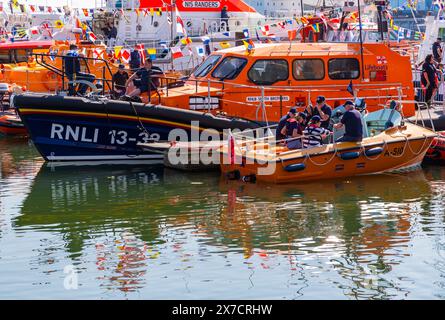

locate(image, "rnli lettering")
[[49, 123, 160, 145], [50, 123, 99, 143], [183, 1, 220, 9], [246, 96, 290, 102], [385, 147, 404, 157]]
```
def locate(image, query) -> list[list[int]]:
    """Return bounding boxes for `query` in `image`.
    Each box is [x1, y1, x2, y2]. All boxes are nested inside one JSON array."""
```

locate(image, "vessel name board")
[[183, 1, 221, 9]]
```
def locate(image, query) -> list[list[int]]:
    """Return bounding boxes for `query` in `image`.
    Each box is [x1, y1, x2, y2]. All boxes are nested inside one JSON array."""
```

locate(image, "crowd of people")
[[276, 96, 363, 150]]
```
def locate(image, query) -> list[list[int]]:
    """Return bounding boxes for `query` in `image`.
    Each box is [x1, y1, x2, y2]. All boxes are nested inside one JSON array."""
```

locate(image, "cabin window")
[[14, 49, 29, 63], [247, 59, 289, 85], [193, 55, 222, 77], [212, 56, 247, 80], [0, 50, 10, 63], [293, 59, 325, 80], [328, 58, 360, 80]]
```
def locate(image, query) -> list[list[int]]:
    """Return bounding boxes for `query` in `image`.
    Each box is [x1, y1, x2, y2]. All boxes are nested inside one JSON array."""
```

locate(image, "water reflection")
[[9, 160, 445, 298]]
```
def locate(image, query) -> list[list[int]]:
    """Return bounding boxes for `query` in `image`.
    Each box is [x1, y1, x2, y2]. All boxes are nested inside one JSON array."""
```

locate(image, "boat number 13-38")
[[108, 130, 160, 144]]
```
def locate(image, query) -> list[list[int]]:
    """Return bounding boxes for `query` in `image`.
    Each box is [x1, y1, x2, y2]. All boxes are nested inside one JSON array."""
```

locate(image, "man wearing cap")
[[112, 64, 129, 98], [333, 100, 363, 142], [305, 96, 332, 130], [433, 38, 443, 63], [276, 108, 297, 140], [125, 58, 164, 98]]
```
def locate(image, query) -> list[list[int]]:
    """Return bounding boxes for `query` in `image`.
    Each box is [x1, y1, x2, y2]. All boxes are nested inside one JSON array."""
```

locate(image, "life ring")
[[42, 71, 62, 91]]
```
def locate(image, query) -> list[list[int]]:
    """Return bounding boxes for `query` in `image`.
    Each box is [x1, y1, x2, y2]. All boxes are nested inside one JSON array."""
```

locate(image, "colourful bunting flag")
[[171, 47, 183, 59]]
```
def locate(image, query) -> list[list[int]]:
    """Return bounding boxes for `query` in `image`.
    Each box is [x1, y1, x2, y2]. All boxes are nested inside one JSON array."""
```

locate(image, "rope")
[[386, 135, 409, 158], [129, 100, 153, 139], [305, 135, 338, 166], [405, 133, 431, 156]]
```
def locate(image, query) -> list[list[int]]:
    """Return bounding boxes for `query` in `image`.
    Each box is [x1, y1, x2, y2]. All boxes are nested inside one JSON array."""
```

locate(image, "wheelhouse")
[[153, 42, 415, 122], [0, 41, 52, 64]]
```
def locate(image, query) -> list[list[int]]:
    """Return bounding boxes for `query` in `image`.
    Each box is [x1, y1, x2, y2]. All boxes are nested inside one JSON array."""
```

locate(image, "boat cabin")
[[154, 42, 415, 122], [0, 40, 52, 64]]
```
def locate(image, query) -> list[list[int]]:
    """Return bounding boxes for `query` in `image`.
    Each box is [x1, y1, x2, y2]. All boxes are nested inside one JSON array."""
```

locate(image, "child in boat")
[[302, 115, 331, 148], [280, 112, 306, 149]]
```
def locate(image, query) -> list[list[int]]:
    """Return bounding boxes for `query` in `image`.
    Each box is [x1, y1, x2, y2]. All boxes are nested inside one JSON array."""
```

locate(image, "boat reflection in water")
[[14, 163, 442, 298]]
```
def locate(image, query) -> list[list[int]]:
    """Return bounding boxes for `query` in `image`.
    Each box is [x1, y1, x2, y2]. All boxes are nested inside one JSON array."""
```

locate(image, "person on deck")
[[108, 22, 118, 49], [63, 44, 95, 96], [281, 112, 306, 149], [333, 100, 363, 142], [221, 6, 229, 31], [302, 115, 331, 148], [276, 108, 297, 141], [129, 45, 142, 72], [112, 64, 129, 98], [305, 95, 332, 129], [433, 38, 443, 63], [421, 54, 438, 104], [125, 58, 164, 98]]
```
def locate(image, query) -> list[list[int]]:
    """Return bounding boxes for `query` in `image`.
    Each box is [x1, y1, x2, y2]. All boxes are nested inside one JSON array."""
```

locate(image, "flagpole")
[[171, 0, 176, 70], [357, 0, 365, 81]]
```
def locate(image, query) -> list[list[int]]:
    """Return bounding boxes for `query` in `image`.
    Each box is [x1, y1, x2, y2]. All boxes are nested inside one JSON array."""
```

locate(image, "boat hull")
[[425, 131, 445, 163], [220, 125, 436, 183], [15, 94, 258, 162], [0, 112, 27, 136]]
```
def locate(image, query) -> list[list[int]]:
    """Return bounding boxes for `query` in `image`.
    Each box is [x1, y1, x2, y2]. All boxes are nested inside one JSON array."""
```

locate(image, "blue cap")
[[311, 115, 321, 122], [316, 96, 326, 103], [289, 107, 297, 114], [344, 100, 354, 107]]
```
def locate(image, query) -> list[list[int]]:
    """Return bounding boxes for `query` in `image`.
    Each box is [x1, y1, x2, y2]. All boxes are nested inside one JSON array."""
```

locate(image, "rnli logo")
[[183, 1, 221, 9]]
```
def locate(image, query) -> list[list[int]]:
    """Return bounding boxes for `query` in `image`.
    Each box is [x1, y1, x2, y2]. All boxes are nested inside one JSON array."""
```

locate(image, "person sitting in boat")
[[302, 115, 331, 148], [433, 38, 443, 63], [276, 107, 297, 141], [63, 44, 96, 96], [112, 64, 129, 98], [333, 100, 363, 143], [305, 96, 332, 130], [281, 112, 306, 149], [125, 58, 164, 98], [421, 54, 438, 105]]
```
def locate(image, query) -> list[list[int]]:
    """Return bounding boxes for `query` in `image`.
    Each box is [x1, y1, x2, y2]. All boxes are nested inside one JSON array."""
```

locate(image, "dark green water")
[[1, 137, 445, 299]]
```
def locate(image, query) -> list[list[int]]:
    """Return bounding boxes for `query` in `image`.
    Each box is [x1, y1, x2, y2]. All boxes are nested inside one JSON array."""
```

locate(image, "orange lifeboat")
[[152, 42, 416, 122]]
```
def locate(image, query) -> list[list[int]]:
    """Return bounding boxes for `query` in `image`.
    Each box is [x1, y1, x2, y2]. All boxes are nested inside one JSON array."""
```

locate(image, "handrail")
[[33, 52, 116, 95]]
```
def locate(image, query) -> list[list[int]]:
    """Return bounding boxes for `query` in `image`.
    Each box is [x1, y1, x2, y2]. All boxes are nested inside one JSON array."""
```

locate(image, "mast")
[[170, 0, 176, 68], [357, 0, 365, 81]]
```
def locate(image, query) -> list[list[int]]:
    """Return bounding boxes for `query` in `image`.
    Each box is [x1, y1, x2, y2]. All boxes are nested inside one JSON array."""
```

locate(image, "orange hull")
[[220, 124, 435, 183], [0, 114, 27, 136]]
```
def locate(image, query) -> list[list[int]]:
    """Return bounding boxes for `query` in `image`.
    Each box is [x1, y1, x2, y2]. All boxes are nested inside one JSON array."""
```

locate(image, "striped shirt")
[[303, 126, 330, 148]]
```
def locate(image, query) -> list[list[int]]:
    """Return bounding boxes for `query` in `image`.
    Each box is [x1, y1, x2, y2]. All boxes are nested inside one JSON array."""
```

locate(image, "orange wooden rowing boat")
[[220, 122, 436, 183]]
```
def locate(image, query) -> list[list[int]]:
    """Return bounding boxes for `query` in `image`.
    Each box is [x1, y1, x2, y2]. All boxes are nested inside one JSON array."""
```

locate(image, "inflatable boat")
[[14, 94, 259, 162], [425, 131, 445, 162]]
